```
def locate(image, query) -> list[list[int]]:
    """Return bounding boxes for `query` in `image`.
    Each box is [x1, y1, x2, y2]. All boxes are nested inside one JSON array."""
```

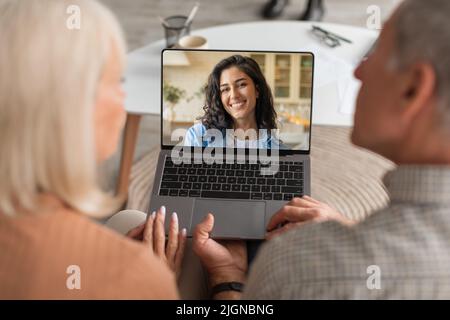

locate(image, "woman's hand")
[[192, 213, 248, 290], [126, 206, 187, 279], [266, 196, 355, 240]]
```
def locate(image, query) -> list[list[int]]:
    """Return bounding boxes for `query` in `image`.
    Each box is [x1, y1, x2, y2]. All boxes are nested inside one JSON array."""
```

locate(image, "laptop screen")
[[161, 49, 313, 151]]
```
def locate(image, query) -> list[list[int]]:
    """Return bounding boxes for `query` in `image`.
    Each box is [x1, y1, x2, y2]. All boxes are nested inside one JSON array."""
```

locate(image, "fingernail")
[[182, 228, 187, 236], [160, 206, 166, 217], [151, 211, 156, 219], [172, 212, 178, 223]]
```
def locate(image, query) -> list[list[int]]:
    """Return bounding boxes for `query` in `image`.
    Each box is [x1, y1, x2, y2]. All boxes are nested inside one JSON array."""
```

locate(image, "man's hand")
[[266, 196, 355, 240], [126, 206, 187, 279], [192, 213, 247, 299]]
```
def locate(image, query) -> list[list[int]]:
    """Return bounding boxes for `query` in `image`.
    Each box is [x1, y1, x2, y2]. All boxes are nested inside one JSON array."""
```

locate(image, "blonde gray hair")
[[0, 0, 127, 216]]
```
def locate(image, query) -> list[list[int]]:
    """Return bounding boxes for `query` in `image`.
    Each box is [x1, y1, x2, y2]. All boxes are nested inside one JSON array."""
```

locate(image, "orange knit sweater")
[[0, 196, 179, 299]]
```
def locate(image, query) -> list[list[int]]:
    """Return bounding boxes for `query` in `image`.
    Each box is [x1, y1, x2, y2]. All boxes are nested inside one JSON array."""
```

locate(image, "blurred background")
[[97, 0, 398, 188], [162, 51, 312, 149], [100, 0, 398, 51]]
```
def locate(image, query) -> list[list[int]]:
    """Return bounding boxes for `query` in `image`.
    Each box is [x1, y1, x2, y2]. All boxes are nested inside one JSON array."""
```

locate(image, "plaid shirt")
[[243, 165, 450, 299]]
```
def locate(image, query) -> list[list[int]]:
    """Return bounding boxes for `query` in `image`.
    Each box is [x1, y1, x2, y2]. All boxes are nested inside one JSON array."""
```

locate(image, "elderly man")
[[193, 0, 450, 299]]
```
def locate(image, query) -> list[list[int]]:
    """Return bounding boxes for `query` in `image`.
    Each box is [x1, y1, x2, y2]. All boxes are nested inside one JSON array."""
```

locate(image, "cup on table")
[[177, 35, 209, 49], [162, 15, 191, 48]]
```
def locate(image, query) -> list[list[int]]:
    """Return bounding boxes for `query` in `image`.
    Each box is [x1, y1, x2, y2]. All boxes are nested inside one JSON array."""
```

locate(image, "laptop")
[[149, 49, 314, 239]]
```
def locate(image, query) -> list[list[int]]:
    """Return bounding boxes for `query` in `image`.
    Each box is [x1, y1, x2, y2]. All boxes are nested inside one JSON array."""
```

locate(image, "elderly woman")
[[0, 0, 185, 299]]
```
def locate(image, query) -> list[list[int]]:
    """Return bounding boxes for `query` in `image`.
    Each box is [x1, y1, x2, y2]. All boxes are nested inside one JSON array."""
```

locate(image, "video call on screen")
[[162, 50, 313, 151]]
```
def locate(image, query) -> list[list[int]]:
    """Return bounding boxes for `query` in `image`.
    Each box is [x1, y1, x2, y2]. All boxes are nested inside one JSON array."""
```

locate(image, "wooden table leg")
[[116, 113, 142, 197]]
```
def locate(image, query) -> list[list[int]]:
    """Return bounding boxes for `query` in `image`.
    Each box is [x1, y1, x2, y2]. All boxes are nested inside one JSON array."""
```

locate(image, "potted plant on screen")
[[163, 81, 186, 122]]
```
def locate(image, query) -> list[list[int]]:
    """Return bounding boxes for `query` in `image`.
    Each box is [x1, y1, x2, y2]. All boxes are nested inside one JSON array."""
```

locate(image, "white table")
[[116, 21, 378, 196]]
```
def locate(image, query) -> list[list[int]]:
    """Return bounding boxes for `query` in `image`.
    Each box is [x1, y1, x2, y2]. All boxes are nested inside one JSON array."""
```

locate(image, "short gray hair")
[[393, 0, 450, 120]]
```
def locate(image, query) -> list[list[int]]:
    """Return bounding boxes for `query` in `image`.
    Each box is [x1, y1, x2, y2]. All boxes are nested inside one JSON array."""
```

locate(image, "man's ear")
[[400, 62, 436, 123]]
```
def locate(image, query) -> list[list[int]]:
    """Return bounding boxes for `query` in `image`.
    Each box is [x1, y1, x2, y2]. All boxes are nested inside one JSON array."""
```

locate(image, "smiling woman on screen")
[[184, 55, 287, 149]]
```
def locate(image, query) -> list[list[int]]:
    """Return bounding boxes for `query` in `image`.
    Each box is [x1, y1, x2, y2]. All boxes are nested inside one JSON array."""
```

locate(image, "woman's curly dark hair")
[[199, 55, 277, 134]]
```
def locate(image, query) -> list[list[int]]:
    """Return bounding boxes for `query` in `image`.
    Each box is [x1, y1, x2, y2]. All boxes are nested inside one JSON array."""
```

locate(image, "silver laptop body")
[[148, 49, 314, 239]]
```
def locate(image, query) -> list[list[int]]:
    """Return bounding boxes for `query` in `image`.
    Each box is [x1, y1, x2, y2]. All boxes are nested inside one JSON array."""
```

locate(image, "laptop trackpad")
[[192, 199, 266, 239]]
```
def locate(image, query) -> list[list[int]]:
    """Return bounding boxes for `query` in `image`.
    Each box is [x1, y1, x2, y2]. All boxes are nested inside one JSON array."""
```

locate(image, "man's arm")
[[241, 238, 284, 300]]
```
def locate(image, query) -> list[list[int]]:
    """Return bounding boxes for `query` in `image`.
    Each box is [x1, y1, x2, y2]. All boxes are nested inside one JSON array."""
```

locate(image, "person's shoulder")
[[58, 208, 160, 264], [52, 209, 179, 298], [185, 123, 207, 147], [101, 238, 179, 299], [54, 207, 131, 244], [267, 134, 289, 150], [187, 122, 205, 134]]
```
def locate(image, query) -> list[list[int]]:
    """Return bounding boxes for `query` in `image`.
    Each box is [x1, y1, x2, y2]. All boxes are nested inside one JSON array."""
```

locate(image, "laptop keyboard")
[[158, 158, 304, 201]]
